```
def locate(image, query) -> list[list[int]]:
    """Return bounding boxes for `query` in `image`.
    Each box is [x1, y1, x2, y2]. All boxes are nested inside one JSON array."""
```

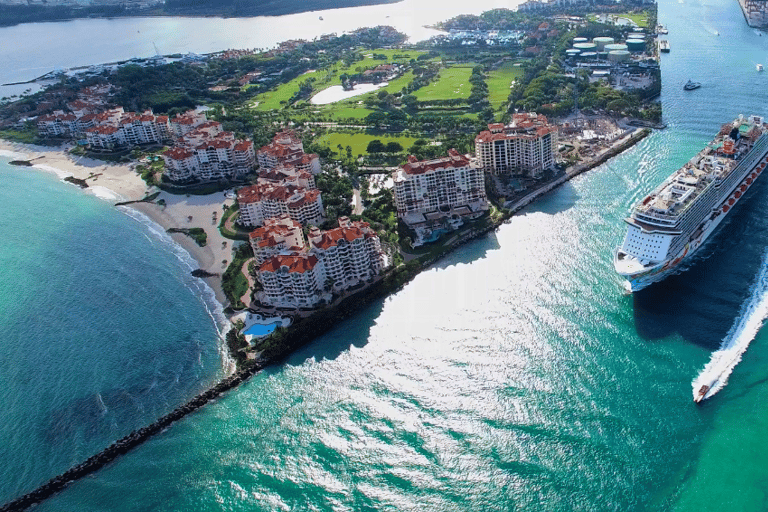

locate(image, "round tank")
[[592, 37, 615, 50], [605, 43, 629, 52], [580, 51, 597, 60], [566, 49, 581, 57], [573, 37, 589, 43], [628, 32, 645, 39], [626, 39, 646, 52], [608, 50, 631, 63], [574, 42, 597, 51], [597, 52, 608, 60]]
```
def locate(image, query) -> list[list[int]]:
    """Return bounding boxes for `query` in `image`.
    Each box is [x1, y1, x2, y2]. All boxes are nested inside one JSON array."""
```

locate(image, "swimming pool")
[[243, 322, 280, 337]]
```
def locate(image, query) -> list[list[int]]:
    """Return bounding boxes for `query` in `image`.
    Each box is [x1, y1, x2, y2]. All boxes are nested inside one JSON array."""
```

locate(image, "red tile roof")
[[400, 149, 469, 175], [259, 254, 319, 273]]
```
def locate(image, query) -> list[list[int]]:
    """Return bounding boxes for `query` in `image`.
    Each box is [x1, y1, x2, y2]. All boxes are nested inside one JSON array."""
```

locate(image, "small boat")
[[318, 16, 323, 20], [694, 384, 710, 403], [758, 64, 764, 71], [684, 79, 701, 90], [659, 39, 670, 53]]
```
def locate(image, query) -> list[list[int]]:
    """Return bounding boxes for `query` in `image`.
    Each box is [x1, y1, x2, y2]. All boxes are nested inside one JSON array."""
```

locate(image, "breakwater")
[[0, 362, 265, 512]]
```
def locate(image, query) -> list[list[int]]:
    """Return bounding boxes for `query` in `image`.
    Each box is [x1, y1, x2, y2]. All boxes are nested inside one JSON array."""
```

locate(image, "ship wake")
[[691, 248, 768, 402]]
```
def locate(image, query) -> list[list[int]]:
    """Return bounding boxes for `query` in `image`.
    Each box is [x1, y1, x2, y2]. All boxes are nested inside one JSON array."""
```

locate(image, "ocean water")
[[4, 0, 768, 509], [0, 161, 226, 504]]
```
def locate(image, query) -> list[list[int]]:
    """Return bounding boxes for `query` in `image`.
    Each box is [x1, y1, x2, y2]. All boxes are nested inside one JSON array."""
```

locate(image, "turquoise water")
[[244, 322, 279, 336], [5, 0, 768, 509], [0, 162, 226, 504]]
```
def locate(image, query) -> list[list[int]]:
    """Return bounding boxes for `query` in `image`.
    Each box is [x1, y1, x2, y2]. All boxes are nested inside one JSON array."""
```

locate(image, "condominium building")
[[475, 113, 558, 177], [169, 110, 209, 137], [84, 110, 171, 149], [257, 130, 321, 174], [249, 214, 307, 265], [256, 254, 326, 308], [308, 217, 386, 288], [258, 164, 316, 190], [392, 149, 488, 246], [162, 130, 255, 182], [237, 183, 324, 227], [393, 149, 488, 220]]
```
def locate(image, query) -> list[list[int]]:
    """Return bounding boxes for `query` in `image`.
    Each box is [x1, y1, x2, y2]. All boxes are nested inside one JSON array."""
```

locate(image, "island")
[[0, 2, 663, 509]]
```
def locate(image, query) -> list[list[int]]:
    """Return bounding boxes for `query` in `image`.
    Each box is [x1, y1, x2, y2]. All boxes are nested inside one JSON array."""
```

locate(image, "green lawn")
[[413, 66, 474, 102], [250, 69, 329, 111], [487, 62, 524, 111], [314, 132, 421, 157]]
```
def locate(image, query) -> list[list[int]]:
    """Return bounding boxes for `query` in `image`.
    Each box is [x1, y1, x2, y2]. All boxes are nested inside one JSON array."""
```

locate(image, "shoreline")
[[0, 125, 654, 512], [0, 139, 233, 308]]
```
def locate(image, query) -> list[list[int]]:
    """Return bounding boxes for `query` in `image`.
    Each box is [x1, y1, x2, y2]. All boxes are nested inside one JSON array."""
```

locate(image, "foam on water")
[[0, 149, 28, 160], [116, 205, 235, 373], [691, 247, 768, 401]]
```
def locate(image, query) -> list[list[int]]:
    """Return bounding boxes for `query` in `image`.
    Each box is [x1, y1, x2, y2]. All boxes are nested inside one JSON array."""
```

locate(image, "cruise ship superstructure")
[[615, 115, 768, 291]]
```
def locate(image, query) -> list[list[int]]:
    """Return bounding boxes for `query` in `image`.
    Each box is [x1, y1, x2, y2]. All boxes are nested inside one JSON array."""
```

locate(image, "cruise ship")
[[615, 115, 768, 291]]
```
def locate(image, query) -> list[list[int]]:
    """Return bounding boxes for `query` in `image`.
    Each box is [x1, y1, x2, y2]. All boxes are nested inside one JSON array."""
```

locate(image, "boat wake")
[[691, 248, 768, 402]]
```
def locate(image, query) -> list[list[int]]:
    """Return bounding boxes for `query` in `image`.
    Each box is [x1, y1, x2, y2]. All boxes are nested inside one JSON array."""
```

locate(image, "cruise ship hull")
[[616, 131, 768, 292]]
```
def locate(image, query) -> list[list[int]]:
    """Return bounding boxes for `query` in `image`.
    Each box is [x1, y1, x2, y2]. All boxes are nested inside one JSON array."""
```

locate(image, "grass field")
[[320, 106, 375, 121], [412, 66, 474, 102], [487, 62, 524, 112], [250, 70, 329, 111], [314, 132, 420, 157], [588, 11, 649, 27]]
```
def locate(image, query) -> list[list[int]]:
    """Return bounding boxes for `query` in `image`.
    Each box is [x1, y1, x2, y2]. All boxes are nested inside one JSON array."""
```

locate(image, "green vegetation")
[[222, 243, 252, 310], [219, 203, 251, 241], [225, 325, 249, 368], [0, 128, 40, 144], [486, 62, 524, 112], [587, 11, 650, 28], [412, 66, 474, 102], [167, 227, 208, 247], [313, 132, 420, 159], [251, 70, 325, 111]]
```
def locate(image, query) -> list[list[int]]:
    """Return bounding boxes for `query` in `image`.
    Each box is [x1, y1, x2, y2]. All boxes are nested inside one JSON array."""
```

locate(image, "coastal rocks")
[[63, 176, 89, 188], [0, 361, 265, 512], [191, 269, 219, 278], [8, 160, 33, 166]]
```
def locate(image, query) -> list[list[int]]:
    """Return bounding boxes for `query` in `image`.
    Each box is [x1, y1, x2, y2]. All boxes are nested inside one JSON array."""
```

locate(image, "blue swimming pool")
[[243, 322, 280, 336]]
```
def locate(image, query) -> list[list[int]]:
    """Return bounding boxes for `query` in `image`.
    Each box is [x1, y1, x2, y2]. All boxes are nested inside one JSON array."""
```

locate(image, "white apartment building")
[[84, 110, 171, 149], [308, 217, 386, 288], [162, 133, 255, 182], [237, 183, 324, 227], [256, 254, 326, 308], [475, 113, 558, 178], [393, 149, 488, 222], [257, 130, 321, 174], [249, 214, 307, 265], [169, 110, 209, 137], [258, 164, 316, 190]]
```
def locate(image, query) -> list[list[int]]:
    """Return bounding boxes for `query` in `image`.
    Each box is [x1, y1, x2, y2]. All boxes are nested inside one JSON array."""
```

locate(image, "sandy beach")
[[0, 140, 235, 308]]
